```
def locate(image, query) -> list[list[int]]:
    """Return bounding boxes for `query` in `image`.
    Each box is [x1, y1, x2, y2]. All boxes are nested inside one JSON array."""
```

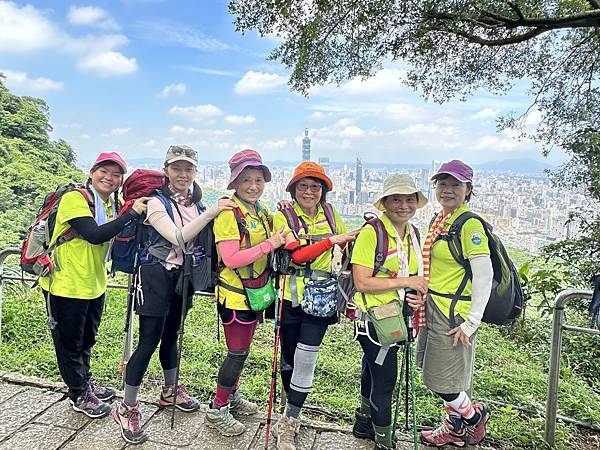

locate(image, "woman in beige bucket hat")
[[350, 173, 428, 450]]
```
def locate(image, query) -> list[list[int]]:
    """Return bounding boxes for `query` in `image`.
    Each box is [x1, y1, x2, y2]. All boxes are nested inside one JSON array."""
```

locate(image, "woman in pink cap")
[[417, 160, 492, 447], [39, 152, 149, 419], [205, 149, 288, 437]]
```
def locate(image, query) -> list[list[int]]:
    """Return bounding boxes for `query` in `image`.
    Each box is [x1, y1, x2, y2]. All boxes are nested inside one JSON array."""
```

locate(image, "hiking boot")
[[420, 414, 467, 447], [205, 403, 245, 436], [71, 389, 111, 418], [273, 415, 300, 450], [465, 402, 490, 445], [90, 381, 116, 402], [352, 408, 375, 441], [159, 384, 200, 412], [374, 444, 395, 450], [229, 390, 258, 416], [112, 400, 148, 445]]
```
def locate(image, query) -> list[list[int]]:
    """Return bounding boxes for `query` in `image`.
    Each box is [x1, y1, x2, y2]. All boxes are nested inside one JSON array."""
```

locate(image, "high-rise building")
[[302, 128, 311, 162], [318, 156, 330, 173], [355, 157, 363, 194]]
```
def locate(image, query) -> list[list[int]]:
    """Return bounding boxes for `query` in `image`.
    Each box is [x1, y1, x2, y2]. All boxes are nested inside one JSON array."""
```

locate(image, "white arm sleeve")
[[147, 203, 220, 246], [460, 254, 493, 337]]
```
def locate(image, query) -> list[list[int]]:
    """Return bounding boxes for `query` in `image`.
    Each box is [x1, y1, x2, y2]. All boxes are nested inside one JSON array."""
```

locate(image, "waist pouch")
[[240, 269, 276, 311], [302, 276, 338, 318], [367, 300, 407, 346], [175, 251, 212, 296]]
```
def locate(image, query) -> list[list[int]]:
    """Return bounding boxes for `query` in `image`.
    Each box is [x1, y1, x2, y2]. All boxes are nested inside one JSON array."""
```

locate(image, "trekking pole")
[[119, 273, 135, 381], [406, 311, 419, 450], [171, 253, 192, 429], [265, 270, 285, 449], [392, 341, 407, 442]]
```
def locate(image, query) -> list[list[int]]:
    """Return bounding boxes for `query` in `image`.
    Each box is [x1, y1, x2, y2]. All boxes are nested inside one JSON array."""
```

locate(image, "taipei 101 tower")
[[302, 128, 311, 162]]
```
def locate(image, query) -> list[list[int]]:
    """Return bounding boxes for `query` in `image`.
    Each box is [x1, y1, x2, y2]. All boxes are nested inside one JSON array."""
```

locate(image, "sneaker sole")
[[71, 403, 110, 419], [112, 410, 148, 445], [159, 399, 200, 412], [352, 429, 375, 441], [230, 408, 258, 416], [204, 420, 245, 437], [96, 393, 116, 402], [419, 436, 466, 448]]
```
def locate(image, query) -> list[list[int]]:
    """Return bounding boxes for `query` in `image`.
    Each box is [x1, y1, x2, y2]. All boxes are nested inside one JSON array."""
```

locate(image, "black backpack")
[[432, 211, 524, 326]]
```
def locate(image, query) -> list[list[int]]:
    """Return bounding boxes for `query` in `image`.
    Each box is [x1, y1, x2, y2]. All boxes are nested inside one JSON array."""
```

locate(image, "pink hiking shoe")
[[420, 414, 467, 447]]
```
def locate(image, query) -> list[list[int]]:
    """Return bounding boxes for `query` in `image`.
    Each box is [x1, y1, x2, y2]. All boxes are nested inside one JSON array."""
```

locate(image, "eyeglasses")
[[168, 145, 197, 158], [296, 182, 322, 193]]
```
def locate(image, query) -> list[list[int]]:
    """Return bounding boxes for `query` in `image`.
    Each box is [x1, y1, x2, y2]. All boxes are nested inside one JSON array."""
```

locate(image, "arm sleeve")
[[460, 254, 493, 337], [146, 203, 220, 246], [68, 210, 137, 245], [290, 238, 333, 264], [217, 239, 274, 269]]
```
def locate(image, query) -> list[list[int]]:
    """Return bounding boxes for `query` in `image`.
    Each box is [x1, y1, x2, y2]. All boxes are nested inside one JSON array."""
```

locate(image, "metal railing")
[[545, 289, 599, 447]]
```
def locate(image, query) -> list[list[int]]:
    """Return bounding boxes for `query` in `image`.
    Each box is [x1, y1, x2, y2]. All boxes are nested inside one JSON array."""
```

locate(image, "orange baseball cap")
[[286, 161, 333, 192]]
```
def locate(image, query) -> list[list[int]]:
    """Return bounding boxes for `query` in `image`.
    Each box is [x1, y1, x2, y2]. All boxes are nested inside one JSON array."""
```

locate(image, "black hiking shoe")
[[90, 380, 116, 402], [70, 389, 111, 418]]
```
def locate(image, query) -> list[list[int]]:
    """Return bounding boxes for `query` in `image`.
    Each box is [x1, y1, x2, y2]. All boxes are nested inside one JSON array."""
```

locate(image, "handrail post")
[[0, 247, 22, 342], [544, 289, 594, 447]]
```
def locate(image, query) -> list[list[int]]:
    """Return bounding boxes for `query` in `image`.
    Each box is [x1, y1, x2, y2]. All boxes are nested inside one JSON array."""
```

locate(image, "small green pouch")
[[240, 269, 276, 311], [367, 300, 407, 346]]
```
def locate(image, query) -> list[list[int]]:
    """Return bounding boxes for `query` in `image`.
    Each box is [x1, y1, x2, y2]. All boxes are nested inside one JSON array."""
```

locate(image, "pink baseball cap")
[[227, 149, 272, 190], [431, 159, 473, 183], [91, 152, 127, 174]]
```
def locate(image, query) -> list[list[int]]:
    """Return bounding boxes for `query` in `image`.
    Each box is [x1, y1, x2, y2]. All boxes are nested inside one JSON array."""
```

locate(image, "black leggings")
[[357, 334, 399, 427], [125, 307, 182, 386], [280, 318, 329, 409]]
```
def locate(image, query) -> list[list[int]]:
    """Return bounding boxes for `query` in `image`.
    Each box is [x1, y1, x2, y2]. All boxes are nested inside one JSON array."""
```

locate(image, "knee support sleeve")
[[290, 342, 320, 394], [217, 349, 249, 389]]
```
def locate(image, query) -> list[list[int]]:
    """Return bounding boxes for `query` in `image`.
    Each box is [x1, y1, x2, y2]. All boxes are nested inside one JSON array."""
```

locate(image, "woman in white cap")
[[417, 160, 491, 447], [38, 152, 149, 419], [113, 145, 236, 445], [350, 173, 428, 450]]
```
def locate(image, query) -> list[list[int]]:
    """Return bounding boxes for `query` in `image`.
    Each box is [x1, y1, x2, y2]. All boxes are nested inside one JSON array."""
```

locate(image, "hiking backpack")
[[337, 212, 420, 317], [110, 169, 166, 274], [431, 211, 524, 326], [21, 184, 94, 276]]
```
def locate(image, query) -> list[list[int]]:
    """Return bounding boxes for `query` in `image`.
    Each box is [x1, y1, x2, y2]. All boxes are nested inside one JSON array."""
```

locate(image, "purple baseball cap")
[[431, 159, 473, 183], [227, 149, 272, 190]]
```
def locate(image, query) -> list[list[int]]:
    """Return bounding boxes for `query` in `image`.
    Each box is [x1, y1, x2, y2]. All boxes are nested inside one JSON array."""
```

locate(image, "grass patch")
[[1, 287, 599, 449]]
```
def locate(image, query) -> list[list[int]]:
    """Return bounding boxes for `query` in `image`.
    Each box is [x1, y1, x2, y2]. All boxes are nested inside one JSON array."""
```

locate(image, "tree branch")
[[449, 27, 548, 46]]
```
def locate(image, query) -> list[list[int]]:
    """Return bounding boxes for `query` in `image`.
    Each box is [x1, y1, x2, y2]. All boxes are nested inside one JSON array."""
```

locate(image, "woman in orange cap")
[[272, 161, 358, 450]]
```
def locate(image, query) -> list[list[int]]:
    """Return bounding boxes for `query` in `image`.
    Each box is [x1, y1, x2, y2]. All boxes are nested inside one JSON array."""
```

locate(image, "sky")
[[0, 0, 567, 168]]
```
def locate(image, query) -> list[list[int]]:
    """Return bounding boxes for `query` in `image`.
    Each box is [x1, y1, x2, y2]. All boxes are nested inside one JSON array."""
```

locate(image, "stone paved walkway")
[[0, 372, 433, 450]]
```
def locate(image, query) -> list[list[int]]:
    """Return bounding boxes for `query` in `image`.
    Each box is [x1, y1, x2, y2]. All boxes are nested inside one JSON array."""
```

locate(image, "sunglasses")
[[168, 145, 197, 159], [296, 182, 322, 193]]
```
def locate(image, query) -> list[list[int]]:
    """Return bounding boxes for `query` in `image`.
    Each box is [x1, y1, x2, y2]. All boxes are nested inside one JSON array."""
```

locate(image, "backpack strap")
[[322, 202, 337, 235], [281, 206, 304, 239]]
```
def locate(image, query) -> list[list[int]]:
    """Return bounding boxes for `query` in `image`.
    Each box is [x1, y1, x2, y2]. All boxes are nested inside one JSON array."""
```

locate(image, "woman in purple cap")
[[417, 160, 492, 447], [38, 152, 149, 419], [205, 149, 288, 437]]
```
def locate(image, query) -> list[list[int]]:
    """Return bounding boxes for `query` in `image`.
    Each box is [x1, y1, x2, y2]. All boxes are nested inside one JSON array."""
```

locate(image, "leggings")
[[214, 311, 257, 403], [280, 319, 329, 409], [125, 307, 182, 387], [357, 333, 399, 427]]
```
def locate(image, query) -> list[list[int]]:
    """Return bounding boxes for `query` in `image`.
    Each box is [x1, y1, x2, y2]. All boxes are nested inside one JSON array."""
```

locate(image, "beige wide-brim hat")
[[373, 173, 428, 211]]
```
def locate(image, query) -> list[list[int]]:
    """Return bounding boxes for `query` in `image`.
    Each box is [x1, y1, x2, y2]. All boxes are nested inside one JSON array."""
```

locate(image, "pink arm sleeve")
[[218, 239, 274, 269]]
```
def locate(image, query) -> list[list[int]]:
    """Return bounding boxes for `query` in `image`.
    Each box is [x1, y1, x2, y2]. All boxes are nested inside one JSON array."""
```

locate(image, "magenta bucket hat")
[[227, 149, 272, 190], [431, 159, 473, 183]]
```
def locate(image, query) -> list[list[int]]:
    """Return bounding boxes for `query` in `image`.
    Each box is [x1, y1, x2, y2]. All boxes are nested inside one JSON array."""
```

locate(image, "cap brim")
[[285, 171, 333, 192], [92, 158, 127, 174], [166, 156, 198, 167], [430, 171, 471, 183]]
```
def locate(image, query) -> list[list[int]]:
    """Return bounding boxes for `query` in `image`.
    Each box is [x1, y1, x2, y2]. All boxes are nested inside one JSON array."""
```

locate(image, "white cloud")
[[340, 126, 366, 138], [309, 111, 333, 121], [157, 82, 187, 99], [177, 66, 236, 77], [68, 6, 119, 30], [474, 135, 519, 151], [383, 103, 426, 121], [473, 107, 500, 120], [79, 133, 91, 140], [224, 115, 256, 125], [78, 51, 138, 76], [135, 20, 231, 51], [342, 69, 406, 96], [110, 127, 131, 136], [0, 1, 60, 52], [234, 71, 287, 95], [263, 139, 288, 149], [1, 69, 64, 92], [169, 104, 223, 122], [142, 139, 157, 147]]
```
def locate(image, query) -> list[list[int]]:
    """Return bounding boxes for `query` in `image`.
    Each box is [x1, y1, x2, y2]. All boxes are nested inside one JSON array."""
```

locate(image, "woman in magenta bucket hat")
[[206, 149, 288, 436], [417, 159, 493, 447], [38, 151, 150, 420]]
